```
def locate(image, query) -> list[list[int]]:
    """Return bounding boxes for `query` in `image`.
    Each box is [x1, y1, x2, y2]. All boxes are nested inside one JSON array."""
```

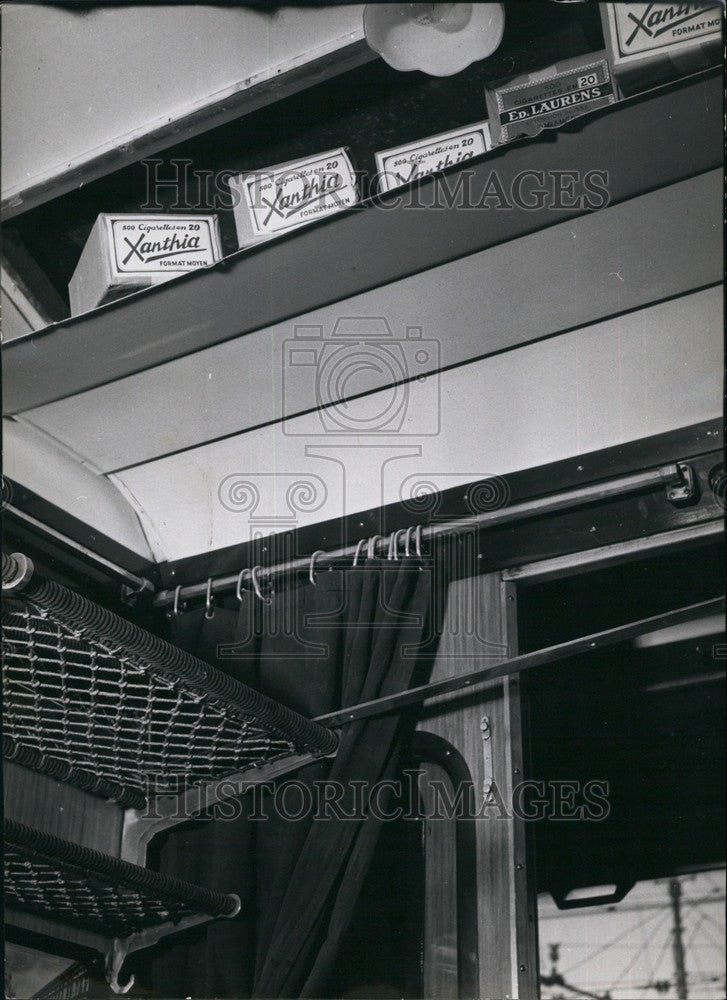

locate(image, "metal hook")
[[403, 526, 414, 557], [251, 566, 271, 604], [309, 550, 325, 585], [392, 528, 406, 560], [367, 535, 383, 560], [235, 568, 249, 603], [106, 941, 134, 995], [352, 538, 367, 566], [414, 524, 423, 557], [205, 577, 215, 619], [172, 584, 183, 617]]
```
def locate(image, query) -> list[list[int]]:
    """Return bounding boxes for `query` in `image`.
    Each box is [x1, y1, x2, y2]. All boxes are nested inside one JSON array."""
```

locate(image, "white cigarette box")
[[69, 214, 223, 316], [601, 3, 723, 96], [228, 148, 358, 248], [375, 121, 493, 194]]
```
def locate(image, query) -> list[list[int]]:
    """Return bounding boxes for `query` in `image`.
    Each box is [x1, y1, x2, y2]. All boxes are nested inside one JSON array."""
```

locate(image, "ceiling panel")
[[110, 287, 724, 562], [3, 419, 153, 559]]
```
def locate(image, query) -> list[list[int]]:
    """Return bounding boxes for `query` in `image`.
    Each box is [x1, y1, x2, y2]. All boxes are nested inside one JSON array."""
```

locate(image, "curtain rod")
[[153, 462, 691, 609]]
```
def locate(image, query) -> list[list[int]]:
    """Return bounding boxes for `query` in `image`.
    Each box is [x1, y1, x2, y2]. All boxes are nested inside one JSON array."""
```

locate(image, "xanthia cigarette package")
[[375, 121, 493, 194], [485, 51, 616, 146], [228, 148, 358, 248], [69, 214, 223, 316], [601, 3, 723, 97]]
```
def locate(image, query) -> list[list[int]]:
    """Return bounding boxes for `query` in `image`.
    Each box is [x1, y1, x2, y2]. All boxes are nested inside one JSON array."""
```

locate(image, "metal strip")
[[314, 596, 725, 727], [501, 519, 724, 584], [119, 751, 325, 866], [4, 504, 153, 593]]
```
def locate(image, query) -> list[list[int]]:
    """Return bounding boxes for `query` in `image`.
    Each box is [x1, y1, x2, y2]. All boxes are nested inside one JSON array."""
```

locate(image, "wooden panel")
[[417, 571, 536, 998], [419, 762, 459, 999], [3, 761, 124, 856], [503, 580, 540, 999]]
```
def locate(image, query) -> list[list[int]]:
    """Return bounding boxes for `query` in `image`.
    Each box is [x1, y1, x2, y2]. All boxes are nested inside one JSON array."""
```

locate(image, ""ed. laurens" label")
[[233, 149, 358, 241], [110, 216, 220, 274], [375, 122, 492, 193], [613, 3, 722, 56], [488, 56, 615, 144]]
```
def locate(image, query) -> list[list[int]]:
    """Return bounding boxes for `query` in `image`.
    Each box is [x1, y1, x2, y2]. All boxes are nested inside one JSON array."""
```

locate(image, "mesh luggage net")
[[2, 580, 336, 809], [4, 819, 238, 939]]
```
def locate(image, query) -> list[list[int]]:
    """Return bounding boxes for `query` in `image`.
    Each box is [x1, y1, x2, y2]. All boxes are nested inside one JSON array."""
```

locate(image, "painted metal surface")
[[2, 419, 153, 559], [1, 3, 368, 215], [15, 172, 724, 471]]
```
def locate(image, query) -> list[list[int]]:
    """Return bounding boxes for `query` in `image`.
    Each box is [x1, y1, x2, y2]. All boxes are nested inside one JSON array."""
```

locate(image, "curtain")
[[148, 556, 432, 998]]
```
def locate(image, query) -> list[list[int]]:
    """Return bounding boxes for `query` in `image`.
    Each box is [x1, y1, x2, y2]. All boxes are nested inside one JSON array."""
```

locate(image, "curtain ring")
[[403, 526, 414, 557], [204, 578, 215, 620], [251, 566, 271, 604], [414, 524, 423, 557], [367, 535, 383, 560], [309, 550, 325, 585], [393, 528, 406, 560], [386, 532, 395, 560], [387, 530, 403, 560], [235, 569, 249, 603], [352, 538, 367, 566], [172, 584, 183, 617]]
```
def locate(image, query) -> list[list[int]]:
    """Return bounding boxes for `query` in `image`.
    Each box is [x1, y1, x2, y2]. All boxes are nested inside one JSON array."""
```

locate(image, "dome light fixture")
[[363, 3, 505, 77]]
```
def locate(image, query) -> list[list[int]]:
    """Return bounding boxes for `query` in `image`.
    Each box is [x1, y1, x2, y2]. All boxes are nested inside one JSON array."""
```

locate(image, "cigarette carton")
[[228, 148, 358, 248], [68, 214, 223, 316], [601, 3, 723, 97], [485, 52, 616, 146], [375, 121, 493, 193]]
